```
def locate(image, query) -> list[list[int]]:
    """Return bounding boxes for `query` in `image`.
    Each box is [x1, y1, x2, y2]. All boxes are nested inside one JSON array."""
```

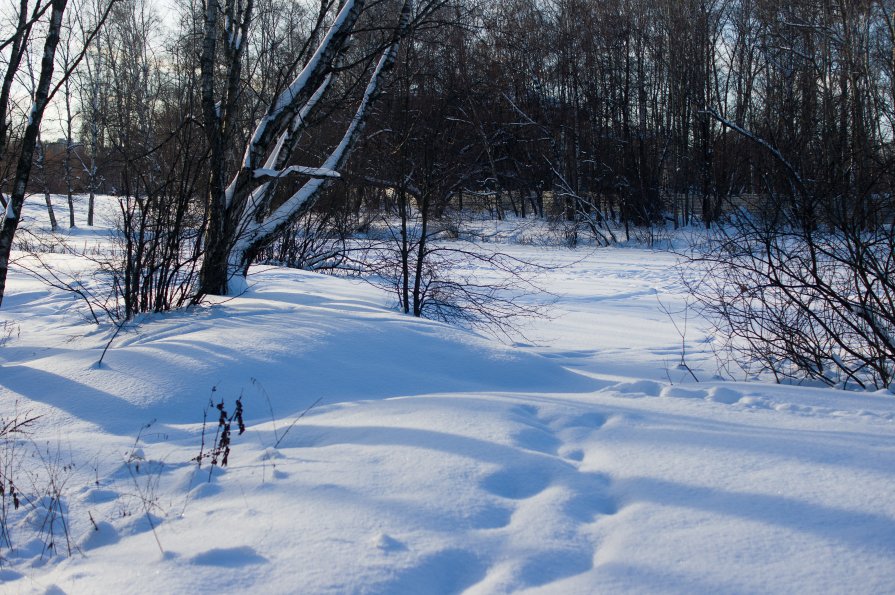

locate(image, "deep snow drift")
[[0, 196, 893, 594]]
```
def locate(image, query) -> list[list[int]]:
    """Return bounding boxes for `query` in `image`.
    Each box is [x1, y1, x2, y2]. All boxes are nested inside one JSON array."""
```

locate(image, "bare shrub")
[[364, 208, 549, 341], [0, 409, 39, 556], [254, 200, 367, 273], [0, 412, 79, 561], [687, 205, 895, 390]]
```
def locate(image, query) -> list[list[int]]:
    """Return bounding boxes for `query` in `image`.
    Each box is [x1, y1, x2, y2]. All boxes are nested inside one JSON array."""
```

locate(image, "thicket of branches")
[[694, 218, 895, 390]]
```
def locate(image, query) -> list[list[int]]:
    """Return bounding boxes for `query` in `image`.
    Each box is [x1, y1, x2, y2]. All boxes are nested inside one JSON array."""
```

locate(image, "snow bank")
[[0, 198, 893, 593]]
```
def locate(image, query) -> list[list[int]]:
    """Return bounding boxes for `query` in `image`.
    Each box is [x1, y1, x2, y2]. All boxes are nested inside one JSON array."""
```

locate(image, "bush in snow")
[[688, 203, 895, 391]]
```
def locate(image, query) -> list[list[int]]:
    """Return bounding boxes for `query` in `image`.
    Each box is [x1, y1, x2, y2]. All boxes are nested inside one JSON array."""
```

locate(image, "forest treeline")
[[9, 0, 895, 233]]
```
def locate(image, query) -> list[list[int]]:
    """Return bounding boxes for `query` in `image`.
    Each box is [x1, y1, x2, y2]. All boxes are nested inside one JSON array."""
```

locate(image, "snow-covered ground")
[[1, 196, 894, 594]]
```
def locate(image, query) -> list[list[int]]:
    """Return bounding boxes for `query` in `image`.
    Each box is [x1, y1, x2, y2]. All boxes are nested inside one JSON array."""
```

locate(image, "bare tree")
[[75, 0, 111, 226], [0, 0, 116, 308], [32, 136, 58, 230], [197, 0, 445, 296], [57, 11, 80, 228]]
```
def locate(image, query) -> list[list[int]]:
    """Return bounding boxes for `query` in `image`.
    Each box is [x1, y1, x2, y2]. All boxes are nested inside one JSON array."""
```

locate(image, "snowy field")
[[1, 196, 894, 594]]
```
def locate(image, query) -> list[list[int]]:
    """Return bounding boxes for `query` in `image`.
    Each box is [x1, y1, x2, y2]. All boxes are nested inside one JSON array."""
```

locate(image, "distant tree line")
[[8, 0, 894, 231], [360, 0, 894, 236]]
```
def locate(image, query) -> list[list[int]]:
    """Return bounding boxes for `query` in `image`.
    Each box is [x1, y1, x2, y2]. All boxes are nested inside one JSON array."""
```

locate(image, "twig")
[[97, 318, 127, 368], [656, 293, 700, 382], [125, 421, 164, 555], [252, 378, 278, 443], [274, 397, 323, 449]]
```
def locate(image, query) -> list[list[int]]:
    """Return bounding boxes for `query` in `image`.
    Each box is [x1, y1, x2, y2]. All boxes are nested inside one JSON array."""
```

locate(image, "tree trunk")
[[35, 139, 58, 231], [64, 78, 76, 228], [399, 188, 410, 313], [197, 0, 416, 296], [0, 0, 68, 308], [44, 192, 59, 232], [412, 194, 429, 317]]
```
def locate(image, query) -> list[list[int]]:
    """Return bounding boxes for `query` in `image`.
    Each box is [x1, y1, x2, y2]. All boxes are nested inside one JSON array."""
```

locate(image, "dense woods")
[[374, 0, 894, 233], [7, 0, 893, 231], [0, 0, 893, 385]]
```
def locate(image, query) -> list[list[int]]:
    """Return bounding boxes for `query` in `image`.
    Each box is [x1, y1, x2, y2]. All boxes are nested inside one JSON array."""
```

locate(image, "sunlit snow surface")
[[0, 196, 893, 594]]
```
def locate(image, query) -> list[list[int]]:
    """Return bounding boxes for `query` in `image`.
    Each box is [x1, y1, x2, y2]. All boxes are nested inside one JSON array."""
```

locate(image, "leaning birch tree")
[[198, 0, 435, 295]]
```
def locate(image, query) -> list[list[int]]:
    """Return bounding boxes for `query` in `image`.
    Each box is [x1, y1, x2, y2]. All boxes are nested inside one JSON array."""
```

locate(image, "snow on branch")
[[344, 173, 423, 199], [237, 22, 407, 253], [237, 1, 360, 180], [262, 75, 333, 171], [253, 166, 341, 180], [270, 0, 358, 116]]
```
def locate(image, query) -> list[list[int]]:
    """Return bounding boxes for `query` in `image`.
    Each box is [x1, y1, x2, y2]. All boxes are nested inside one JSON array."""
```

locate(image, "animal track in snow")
[[485, 402, 620, 524], [708, 387, 742, 404], [470, 403, 621, 592], [660, 386, 706, 400], [470, 503, 514, 530], [563, 448, 585, 462], [608, 379, 747, 406], [517, 548, 594, 589], [606, 379, 664, 397], [560, 411, 608, 429], [563, 472, 617, 522], [190, 545, 268, 567], [511, 426, 562, 456], [481, 466, 553, 500], [605, 379, 895, 422], [370, 548, 488, 595]]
